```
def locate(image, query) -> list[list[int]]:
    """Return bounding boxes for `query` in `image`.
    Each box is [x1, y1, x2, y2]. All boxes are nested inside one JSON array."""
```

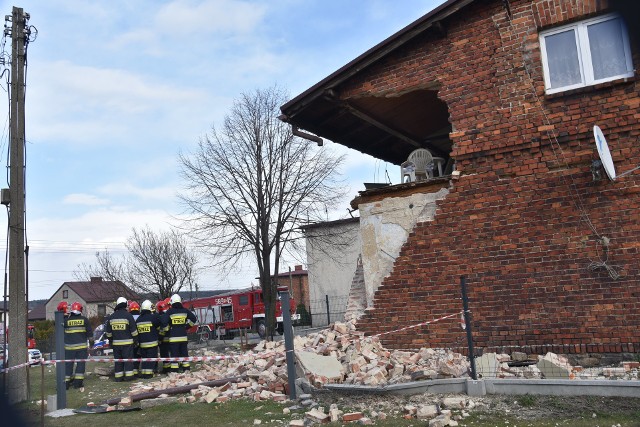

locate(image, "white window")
[[539, 14, 634, 94]]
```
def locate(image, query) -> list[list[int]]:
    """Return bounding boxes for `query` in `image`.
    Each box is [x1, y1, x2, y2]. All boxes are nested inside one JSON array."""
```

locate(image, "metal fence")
[[305, 295, 349, 328]]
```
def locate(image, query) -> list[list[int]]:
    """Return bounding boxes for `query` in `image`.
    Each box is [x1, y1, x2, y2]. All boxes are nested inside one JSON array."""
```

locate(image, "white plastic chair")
[[401, 149, 434, 182]]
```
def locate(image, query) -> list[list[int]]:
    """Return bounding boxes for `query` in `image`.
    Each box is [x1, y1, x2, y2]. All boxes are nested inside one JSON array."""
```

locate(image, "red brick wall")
[[346, 0, 640, 353]]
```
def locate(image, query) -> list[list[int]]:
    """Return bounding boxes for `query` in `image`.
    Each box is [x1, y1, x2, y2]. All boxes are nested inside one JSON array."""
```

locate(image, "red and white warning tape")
[[0, 355, 235, 374], [0, 310, 469, 374]]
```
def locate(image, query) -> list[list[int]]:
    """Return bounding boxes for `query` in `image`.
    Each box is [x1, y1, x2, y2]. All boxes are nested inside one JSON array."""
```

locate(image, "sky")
[[0, 0, 445, 301]]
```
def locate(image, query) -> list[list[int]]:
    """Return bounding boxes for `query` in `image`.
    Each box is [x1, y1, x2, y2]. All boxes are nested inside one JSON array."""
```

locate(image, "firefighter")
[[105, 296, 138, 381], [155, 300, 171, 374], [128, 300, 141, 376], [135, 300, 161, 378], [160, 294, 197, 372], [63, 301, 92, 390]]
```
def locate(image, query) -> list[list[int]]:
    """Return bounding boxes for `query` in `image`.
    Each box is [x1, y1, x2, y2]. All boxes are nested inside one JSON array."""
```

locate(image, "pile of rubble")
[[476, 351, 640, 380], [93, 320, 638, 425], [257, 320, 470, 387]]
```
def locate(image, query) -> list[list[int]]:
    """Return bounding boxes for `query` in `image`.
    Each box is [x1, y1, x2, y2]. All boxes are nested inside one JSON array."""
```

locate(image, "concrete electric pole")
[[6, 6, 30, 404]]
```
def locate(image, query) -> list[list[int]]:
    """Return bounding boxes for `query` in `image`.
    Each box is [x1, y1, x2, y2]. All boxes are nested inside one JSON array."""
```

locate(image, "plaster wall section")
[[359, 188, 448, 306], [305, 220, 362, 308]]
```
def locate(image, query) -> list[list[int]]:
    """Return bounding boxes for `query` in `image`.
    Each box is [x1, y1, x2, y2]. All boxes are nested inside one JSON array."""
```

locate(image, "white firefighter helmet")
[[170, 294, 181, 305], [141, 300, 153, 311], [116, 296, 128, 306]]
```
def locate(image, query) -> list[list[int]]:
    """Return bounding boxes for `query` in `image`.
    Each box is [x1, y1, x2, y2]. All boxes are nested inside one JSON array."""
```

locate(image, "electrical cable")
[[504, 5, 623, 279]]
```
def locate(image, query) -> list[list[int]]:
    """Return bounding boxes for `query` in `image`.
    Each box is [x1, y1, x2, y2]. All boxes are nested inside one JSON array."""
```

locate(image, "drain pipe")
[[292, 126, 323, 146], [278, 114, 323, 146]]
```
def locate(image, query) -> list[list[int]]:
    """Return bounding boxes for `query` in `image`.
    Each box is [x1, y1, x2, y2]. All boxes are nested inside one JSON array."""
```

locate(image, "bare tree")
[[126, 227, 198, 300], [179, 86, 346, 337], [75, 227, 199, 301]]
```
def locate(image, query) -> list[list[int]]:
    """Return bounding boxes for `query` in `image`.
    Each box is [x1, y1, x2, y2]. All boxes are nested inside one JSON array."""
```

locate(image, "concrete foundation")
[[323, 378, 640, 398]]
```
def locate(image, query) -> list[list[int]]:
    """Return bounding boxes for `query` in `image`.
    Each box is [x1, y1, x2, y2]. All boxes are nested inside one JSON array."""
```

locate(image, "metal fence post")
[[460, 276, 477, 380], [54, 310, 66, 409], [279, 290, 296, 399], [325, 294, 330, 325]]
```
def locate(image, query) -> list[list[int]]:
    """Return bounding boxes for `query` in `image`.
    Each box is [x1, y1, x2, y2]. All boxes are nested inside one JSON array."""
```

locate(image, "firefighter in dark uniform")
[[64, 301, 93, 389], [156, 299, 171, 374], [136, 300, 161, 378], [105, 296, 139, 381], [128, 301, 141, 376], [160, 294, 197, 372]]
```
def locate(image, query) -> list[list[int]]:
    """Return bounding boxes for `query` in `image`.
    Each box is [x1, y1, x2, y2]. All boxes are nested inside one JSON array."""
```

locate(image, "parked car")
[[0, 345, 42, 367], [91, 332, 113, 356], [28, 348, 42, 365]]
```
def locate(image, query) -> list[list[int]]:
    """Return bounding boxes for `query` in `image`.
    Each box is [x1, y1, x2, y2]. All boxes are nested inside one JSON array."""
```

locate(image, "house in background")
[[28, 304, 46, 322], [281, 0, 640, 358], [45, 277, 139, 320]]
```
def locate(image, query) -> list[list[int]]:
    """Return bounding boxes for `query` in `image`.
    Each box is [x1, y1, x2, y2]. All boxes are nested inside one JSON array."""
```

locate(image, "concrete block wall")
[[342, 0, 640, 352]]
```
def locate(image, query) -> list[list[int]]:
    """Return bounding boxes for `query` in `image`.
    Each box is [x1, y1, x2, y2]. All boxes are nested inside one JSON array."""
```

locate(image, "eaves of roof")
[[280, 0, 475, 119]]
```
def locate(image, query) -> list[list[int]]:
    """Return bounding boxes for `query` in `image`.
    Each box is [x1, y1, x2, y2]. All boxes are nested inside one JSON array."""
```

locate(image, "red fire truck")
[[4, 324, 37, 349], [185, 286, 299, 339]]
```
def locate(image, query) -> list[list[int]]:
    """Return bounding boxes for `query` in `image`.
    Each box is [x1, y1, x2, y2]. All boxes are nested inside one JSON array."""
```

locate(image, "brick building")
[[274, 265, 310, 313], [281, 0, 640, 356]]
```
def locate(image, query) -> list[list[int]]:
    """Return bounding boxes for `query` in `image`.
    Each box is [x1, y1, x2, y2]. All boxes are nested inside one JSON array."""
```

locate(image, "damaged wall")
[[335, 0, 640, 352], [359, 188, 449, 306]]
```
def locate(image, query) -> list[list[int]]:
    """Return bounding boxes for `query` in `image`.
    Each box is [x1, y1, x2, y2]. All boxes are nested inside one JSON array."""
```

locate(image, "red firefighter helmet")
[[156, 300, 168, 313], [128, 301, 140, 312], [71, 301, 83, 313], [164, 297, 171, 307], [57, 301, 69, 314]]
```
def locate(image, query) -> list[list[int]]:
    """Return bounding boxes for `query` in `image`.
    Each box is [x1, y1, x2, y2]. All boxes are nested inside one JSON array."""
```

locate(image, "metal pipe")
[[279, 290, 296, 399], [105, 376, 245, 405], [292, 126, 323, 146], [460, 276, 477, 380]]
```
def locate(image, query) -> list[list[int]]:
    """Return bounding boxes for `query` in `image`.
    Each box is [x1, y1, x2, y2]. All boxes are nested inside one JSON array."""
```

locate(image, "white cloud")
[[63, 193, 110, 206], [98, 181, 179, 202], [154, 0, 267, 37]]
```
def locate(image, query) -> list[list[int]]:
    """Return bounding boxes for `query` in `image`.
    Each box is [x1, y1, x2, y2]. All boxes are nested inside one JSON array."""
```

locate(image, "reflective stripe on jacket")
[[105, 308, 138, 346], [136, 311, 161, 348], [64, 314, 92, 351], [160, 305, 197, 343]]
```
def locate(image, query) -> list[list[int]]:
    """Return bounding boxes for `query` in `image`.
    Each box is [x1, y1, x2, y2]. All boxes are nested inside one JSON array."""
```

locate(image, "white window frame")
[[539, 13, 634, 94]]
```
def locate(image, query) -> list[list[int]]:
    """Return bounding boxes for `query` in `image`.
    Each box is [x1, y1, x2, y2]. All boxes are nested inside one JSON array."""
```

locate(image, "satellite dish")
[[593, 125, 616, 181]]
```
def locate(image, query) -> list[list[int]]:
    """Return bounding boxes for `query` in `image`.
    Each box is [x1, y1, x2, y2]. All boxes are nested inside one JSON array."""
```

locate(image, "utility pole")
[[6, 6, 29, 404]]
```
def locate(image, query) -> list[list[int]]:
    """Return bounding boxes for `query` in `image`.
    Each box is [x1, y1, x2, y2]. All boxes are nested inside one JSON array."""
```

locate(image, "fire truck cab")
[[186, 286, 299, 339]]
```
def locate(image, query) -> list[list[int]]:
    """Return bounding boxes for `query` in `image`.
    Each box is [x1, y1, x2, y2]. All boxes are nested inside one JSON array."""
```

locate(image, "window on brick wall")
[[539, 14, 633, 94]]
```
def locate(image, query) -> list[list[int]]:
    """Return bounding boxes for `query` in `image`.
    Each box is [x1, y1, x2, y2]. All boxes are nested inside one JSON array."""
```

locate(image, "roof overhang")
[[280, 0, 476, 165]]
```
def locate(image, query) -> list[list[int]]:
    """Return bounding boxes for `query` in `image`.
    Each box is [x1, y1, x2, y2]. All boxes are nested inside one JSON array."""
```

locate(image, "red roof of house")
[[59, 277, 139, 303], [28, 303, 46, 321]]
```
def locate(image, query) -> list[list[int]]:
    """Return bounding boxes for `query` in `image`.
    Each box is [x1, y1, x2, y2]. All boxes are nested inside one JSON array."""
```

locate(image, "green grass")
[[11, 363, 640, 427]]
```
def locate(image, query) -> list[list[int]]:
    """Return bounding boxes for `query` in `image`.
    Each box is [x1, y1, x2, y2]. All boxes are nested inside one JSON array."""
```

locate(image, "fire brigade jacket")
[[105, 307, 138, 346], [136, 311, 161, 349], [161, 305, 197, 343], [64, 313, 93, 351]]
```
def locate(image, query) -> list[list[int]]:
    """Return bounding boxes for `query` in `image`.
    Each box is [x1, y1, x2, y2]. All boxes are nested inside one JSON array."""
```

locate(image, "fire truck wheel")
[[257, 320, 267, 339], [95, 349, 103, 357]]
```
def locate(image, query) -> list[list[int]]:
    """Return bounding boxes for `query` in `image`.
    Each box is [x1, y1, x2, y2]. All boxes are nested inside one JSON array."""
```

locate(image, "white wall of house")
[[45, 285, 114, 320], [305, 219, 361, 325], [358, 188, 449, 306]]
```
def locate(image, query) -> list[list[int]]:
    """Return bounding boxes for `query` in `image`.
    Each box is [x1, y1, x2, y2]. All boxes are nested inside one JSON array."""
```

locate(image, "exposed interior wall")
[[305, 219, 362, 325], [359, 188, 449, 306]]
